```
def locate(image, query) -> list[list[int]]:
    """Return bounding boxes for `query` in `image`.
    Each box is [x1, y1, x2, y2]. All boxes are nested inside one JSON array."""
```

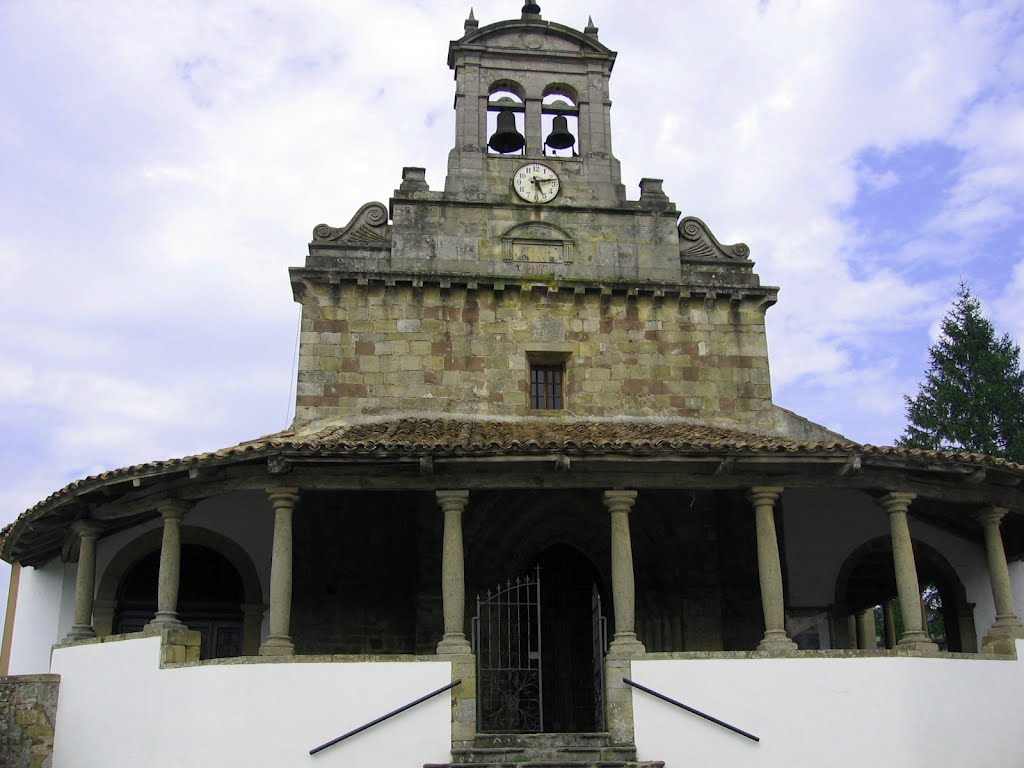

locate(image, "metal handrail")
[[309, 679, 461, 756], [623, 678, 759, 743]]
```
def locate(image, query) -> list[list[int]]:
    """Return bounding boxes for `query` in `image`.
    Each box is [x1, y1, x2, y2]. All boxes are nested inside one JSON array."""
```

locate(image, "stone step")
[[425, 762, 665, 768], [469, 733, 615, 750], [451, 746, 639, 764]]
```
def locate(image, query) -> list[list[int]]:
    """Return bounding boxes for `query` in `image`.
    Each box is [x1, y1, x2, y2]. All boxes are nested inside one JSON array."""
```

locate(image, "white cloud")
[[1, 0, 1023, 533]]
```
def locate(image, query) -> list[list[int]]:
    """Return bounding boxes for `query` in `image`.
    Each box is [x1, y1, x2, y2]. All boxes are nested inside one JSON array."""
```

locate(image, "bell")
[[545, 114, 575, 150], [488, 109, 526, 154]]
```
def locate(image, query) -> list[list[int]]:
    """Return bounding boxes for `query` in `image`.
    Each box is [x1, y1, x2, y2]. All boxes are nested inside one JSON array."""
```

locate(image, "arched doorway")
[[474, 543, 606, 733], [536, 544, 605, 733], [113, 544, 245, 659]]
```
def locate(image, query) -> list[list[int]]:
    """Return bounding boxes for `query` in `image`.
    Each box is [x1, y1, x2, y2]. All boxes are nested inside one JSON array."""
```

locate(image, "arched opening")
[[487, 83, 526, 155], [113, 544, 246, 659], [835, 537, 976, 652], [535, 544, 605, 733], [542, 88, 579, 158]]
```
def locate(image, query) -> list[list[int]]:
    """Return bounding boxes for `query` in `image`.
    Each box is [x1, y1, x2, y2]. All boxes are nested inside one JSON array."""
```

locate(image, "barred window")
[[530, 364, 564, 410]]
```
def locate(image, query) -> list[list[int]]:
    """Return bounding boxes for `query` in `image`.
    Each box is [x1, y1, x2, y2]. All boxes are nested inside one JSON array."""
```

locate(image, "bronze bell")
[[545, 114, 575, 150], [488, 109, 526, 154]]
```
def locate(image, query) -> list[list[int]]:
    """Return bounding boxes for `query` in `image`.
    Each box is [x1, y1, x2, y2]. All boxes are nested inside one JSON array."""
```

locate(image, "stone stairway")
[[425, 733, 665, 768]]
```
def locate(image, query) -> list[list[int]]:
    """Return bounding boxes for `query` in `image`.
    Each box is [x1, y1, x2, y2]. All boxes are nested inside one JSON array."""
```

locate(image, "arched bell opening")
[[835, 536, 976, 652], [113, 543, 246, 659], [542, 87, 578, 158], [487, 84, 526, 155]]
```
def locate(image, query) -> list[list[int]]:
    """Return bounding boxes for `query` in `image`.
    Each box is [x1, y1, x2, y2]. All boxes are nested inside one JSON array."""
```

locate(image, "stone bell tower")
[[444, 2, 625, 205], [291, 3, 779, 432]]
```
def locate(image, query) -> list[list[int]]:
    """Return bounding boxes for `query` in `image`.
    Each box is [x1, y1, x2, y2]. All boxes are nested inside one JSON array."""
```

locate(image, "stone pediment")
[[452, 20, 613, 63], [678, 216, 750, 262], [312, 202, 392, 247], [501, 222, 575, 265]]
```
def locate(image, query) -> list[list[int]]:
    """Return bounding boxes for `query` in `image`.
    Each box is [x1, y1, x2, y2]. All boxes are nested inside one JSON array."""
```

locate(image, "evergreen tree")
[[898, 283, 1024, 461]]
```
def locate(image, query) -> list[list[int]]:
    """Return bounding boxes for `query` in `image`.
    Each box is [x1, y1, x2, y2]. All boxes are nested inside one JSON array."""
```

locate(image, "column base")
[[981, 621, 1024, 655], [896, 631, 939, 652], [61, 624, 96, 643], [607, 632, 646, 658], [436, 633, 472, 655], [259, 634, 296, 656], [146, 611, 186, 632], [756, 630, 798, 654]]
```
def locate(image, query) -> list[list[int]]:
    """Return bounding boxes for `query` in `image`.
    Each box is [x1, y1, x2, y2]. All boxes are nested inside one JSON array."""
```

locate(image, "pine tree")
[[898, 283, 1024, 461]]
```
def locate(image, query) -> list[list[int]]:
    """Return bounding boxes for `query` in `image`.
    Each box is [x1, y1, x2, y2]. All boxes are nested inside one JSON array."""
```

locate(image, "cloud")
[[0, 0, 1023, 536]]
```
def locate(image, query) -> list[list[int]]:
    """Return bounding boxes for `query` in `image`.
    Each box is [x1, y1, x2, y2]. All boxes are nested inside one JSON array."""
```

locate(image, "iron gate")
[[473, 567, 609, 733], [591, 585, 607, 732], [473, 566, 543, 732]]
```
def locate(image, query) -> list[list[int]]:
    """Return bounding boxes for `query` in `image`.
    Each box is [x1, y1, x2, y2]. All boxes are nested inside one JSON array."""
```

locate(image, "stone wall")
[[294, 282, 774, 429], [0, 674, 59, 768]]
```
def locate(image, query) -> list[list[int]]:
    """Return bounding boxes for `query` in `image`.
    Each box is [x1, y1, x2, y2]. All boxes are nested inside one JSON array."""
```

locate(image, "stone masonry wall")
[[294, 282, 774, 429], [0, 675, 59, 768]]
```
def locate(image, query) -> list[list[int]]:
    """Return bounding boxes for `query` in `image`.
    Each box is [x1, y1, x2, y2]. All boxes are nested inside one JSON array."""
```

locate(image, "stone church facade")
[[3, 4, 1024, 767]]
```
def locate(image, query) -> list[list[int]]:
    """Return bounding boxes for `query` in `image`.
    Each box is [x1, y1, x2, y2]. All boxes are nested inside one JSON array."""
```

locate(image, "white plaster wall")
[[6, 560, 64, 675], [633, 644, 1024, 768], [50, 637, 452, 768], [781, 488, 995, 646]]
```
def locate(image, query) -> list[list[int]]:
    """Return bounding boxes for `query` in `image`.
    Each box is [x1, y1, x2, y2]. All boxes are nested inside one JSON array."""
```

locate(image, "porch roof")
[[4, 418, 1024, 566]]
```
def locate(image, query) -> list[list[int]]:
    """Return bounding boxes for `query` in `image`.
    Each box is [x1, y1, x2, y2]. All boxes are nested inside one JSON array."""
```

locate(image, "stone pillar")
[[604, 490, 645, 657], [63, 521, 101, 642], [883, 601, 898, 649], [436, 490, 472, 654], [976, 507, 1024, 653], [748, 487, 797, 653], [845, 614, 858, 650], [260, 487, 300, 656], [856, 607, 877, 650], [525, 97, 542, 156], [881, 493, 937, 651], [147, 500, 189, 631]]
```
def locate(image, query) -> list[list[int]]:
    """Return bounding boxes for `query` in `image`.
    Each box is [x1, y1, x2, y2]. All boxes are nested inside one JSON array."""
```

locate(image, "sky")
[[1, 0, 1023, 628]]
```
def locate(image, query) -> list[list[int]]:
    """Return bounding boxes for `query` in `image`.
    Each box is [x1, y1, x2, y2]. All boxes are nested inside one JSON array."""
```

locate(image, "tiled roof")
[[2, 418, 1022, 556]]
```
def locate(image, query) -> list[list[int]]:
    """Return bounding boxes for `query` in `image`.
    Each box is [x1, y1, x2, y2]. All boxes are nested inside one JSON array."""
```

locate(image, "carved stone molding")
[[312, 202, 391, 245], [679, 216, 750, 261]]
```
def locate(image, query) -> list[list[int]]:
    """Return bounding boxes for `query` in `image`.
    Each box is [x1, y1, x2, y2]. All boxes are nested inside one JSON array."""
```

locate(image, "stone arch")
[[834, 535, 977, 652], [96, 525, 264, 655], [488, 79, 526, 101], [542, 82, 579, 104]]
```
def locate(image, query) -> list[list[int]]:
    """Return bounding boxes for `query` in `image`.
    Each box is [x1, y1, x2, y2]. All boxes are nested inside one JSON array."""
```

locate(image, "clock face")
[[513, 163, 560, 203]]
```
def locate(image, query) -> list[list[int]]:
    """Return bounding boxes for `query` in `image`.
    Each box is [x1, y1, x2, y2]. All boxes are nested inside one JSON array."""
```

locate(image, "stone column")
[[436, 490, 472, 654], [260, 487, 300, 656], [604, 490, 645, 656], [856, 607, 877, 650], [883, 601, 898, 649], [525, 97, 542, 156], [881, 493, 937, 651], [976, 507, 1024, 653], [748, 487, 797, 653], [63, 522, 101, 642], [147, 500, 189, 631]]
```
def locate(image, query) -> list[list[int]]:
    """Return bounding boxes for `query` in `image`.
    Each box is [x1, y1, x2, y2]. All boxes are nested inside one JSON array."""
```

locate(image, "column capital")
[[436, 490, 470, 511], [155, 498, 191, 521], [976, 506, 1008, 528], [880, 492, 916, 515], [603, 490, 638, 514], [267, 486, 300, 510], [747, 486, 783, 507], [71, 520, 102, 540]]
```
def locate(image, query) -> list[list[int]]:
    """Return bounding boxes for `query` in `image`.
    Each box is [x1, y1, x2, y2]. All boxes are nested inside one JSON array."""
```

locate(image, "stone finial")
[[464, 8, 478, 31], [585, 15, 599, 37], [400, 166, 430, 193], [522, 2, 541, 17]]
